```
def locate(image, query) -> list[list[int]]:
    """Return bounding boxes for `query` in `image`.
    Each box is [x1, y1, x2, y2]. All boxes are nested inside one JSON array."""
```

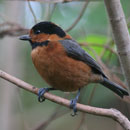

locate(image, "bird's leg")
[[38, 88, 56, 102], [70, 88, 80, 116]]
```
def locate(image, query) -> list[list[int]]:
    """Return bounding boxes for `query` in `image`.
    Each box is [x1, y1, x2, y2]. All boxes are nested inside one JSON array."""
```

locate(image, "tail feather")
[[101, 78, 129, 98]]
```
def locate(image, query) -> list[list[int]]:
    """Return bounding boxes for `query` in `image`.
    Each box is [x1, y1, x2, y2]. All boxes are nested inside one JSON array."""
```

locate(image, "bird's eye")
[[35, 30, 41, 34]]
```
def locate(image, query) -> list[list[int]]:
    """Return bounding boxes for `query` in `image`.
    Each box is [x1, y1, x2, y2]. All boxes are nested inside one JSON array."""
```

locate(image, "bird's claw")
[[38, 88, 49, 102], [70, 99, 78, 116]]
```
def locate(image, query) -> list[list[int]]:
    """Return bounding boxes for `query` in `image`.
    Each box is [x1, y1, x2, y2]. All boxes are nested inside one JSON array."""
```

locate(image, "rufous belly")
[[31, 44, 93, 92]]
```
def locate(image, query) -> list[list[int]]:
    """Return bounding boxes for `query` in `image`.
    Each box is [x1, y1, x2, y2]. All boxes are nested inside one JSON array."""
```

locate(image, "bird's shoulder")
[[59, 39, 107, 78]]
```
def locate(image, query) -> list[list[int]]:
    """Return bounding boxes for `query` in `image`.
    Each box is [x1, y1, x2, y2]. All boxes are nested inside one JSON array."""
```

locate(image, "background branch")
[[0, 70, 130, 130], [65, 0, 89, 32], [0, 22, 29, 38], [33, 103, 70, 130], [27, 0, 38, 23]]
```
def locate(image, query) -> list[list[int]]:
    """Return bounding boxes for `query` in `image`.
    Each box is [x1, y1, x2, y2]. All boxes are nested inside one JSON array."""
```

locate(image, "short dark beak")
[[19, 35, 31, 41]]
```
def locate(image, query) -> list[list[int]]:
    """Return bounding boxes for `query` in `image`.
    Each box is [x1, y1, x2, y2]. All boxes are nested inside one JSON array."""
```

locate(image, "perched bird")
[[19, 21, 129, 115]]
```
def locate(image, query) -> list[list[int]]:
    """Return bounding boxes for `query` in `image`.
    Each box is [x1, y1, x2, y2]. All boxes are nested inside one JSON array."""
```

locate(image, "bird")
[[19, 21, 129, 116]]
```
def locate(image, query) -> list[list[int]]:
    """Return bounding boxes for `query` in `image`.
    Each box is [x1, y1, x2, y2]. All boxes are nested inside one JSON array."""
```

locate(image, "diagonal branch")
[[65, 0, 89, 32], [33, 106, 70, 130], [27, 0, 37, 24], [0, 70, 130, 130]]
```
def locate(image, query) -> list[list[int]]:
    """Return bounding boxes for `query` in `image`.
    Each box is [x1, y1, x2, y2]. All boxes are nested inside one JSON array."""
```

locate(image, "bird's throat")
[[30, 40, 49, 49]]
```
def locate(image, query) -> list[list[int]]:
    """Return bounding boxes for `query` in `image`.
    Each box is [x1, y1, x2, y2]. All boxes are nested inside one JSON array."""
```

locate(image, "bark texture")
[[104, 0, 130, 91]]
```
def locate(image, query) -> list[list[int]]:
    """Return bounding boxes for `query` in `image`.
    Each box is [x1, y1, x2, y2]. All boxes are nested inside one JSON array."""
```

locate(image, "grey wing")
[[59, 39, 107, 78]]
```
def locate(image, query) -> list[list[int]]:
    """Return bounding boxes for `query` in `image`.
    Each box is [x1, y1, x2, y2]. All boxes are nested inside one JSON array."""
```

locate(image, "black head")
[[32, 21, 66, 37], [19, 21, 67, 49]]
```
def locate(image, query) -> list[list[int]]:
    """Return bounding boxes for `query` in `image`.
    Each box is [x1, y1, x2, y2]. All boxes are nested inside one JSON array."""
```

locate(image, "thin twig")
[[27, 0, 37, 24], [100, 40, 113, 58], [75, 84, 97, 130], [88, 85, 97, 105], [44, 4, 51, 21], [75, 113, 86, 130], [65, 0, 89, 32], [0, 70, 130, 130], [99, 24, 112, 58], [33, 94, 69, 130], [49, 3, 57, 20], [33, 106, 70, 130], [80, 42, 117, 55]]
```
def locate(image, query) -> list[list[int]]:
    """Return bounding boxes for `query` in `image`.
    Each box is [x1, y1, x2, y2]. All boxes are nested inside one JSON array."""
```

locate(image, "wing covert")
[[59, 39, 107, 78]]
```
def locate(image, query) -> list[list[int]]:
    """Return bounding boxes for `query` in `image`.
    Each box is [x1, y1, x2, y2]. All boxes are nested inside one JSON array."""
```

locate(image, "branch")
[[27, 0, 37, 24], [0, 70, 130, 130], [33, 106, 69, 130], [80, 42, 117, 55], [50, 3, 57, 19], [75, 113, 86, 130], [65, 0, 89, 32], [0, 22, 29, 38], [104, 0, 130, 91]]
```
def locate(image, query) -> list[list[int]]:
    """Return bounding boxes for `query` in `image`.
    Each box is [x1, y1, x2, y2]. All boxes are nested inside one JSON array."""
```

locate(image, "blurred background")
[[0, 0, 130, 130]]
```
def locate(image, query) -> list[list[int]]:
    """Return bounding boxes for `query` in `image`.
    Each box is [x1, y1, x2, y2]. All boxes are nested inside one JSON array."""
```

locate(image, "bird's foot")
[[70, 98, 78, 116], [38, 88, 50, 102], [70, 88, 80, 116], [38, 88, 56, 102]]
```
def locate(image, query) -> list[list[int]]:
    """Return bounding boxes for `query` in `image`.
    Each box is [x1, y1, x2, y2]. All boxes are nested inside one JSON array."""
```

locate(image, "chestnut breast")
[[31, 41, 92, 92]]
